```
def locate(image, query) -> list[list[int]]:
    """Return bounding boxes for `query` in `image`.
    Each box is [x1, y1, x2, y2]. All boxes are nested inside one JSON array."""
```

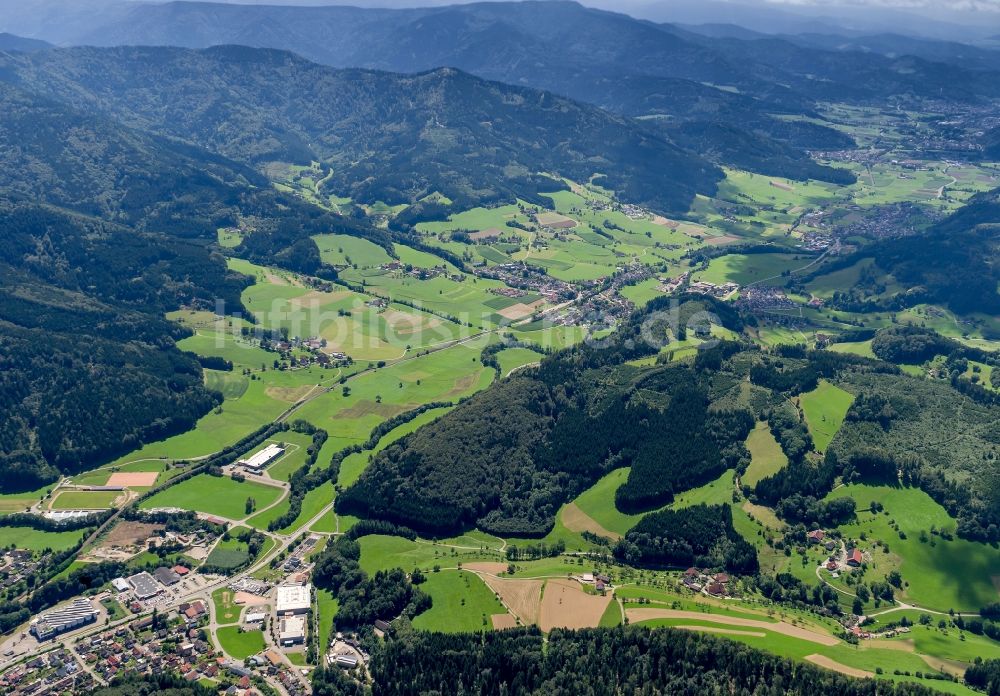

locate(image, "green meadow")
[[694, 252, 805, 287], [293, 338, 494, 450], [411, 570, 506, 632], [825, 485, 1000, 612], [742, 422, 788, 487], [217, 626, 266, 659], [139, 474, 283, 520], [799, 380, 854, 453], [49, 490, 121, 510], [358, 535, 496, 576], [0, 526, 84, 552]]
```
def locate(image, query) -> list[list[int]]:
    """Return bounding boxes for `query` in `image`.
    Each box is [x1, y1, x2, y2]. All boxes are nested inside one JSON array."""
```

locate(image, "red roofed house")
[[173, 565, 190, 576], [826, 560, 838, 571], [706, 582, 726, 597], [847, 549, 863, 567], [807, 530, 825, 544]]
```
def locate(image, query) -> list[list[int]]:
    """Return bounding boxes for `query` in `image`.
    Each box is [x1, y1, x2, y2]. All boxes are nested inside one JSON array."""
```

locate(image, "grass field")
[[571, 468, 642, 537], [799, 380, 854, 453], [49, 490, 121, 510], [825, 485, 1000, 612], [358, 535, 497, 576], [743, 422, 788, 487], [217, 626, 265, 659], [294, 339, 493, 451], [695, 253, 805, 287], [312, 234, 393, 268], [139, 474, 283, 520], [829, 340, 876, 358], [277, 481, 334, 534], [495, 347, 543, 376], [0, 483, 56, 514], [316, 589, 338, 655], [412, 570, 506, 632], [635, 616, 973, 694], [0, 526, 83, 552]]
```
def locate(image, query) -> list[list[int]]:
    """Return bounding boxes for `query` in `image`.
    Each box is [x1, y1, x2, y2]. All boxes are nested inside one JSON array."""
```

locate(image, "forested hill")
[[0, 204, 248, 491], [0, 45, 722, 214], [814, 187, 1000, 316], [338, 296, 1000, 544], [312, 625, 941, 696], [0, 78, 266, 238], [24, 0, 1000, 181]]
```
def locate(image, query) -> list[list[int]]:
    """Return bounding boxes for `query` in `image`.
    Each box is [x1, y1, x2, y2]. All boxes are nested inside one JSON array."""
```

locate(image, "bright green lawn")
[[212, 587, 243, 625], [317, 589, 338, 654], [412, 570, 506, 632], [799, 380, 854, 453], [217, 626, 265, 659], [50, 490, 121, 510], [825, 485, 1000, 611], [495, 347, 543, 376], [313, 234, 393, 268], [358, 535, 495, 575], [572, 468, 642, 537], [139, 474, 283, 520], [0, 526, 83, 552]]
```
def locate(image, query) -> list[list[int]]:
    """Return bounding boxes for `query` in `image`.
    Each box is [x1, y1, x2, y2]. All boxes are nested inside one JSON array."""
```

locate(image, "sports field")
[[49, 490, 121, 510]]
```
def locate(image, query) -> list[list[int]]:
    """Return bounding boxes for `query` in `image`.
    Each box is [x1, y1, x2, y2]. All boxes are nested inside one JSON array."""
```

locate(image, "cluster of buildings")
[[688, 280, 739, 299], [474, 263, 576, 304], [108, 565, 192, 612], [809, 530, 866, 574], [1, 647, 90, 695], [0, 550, 41, 591], [73, 613, 253, 690], [579, 572, 613, 595], [737, 286, 796, 312], [681, 568, 735, 598], [657, 272, 689, 295]]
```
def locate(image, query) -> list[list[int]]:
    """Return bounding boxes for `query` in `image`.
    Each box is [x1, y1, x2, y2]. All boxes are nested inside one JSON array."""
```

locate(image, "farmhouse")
[[847, 549, 864, 567], [237, 443, 285, 472], [706, 582, 726, 597], [275, 583, 311, 614], [807, 530, 826, 544], [30, 599, 98, 641]]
